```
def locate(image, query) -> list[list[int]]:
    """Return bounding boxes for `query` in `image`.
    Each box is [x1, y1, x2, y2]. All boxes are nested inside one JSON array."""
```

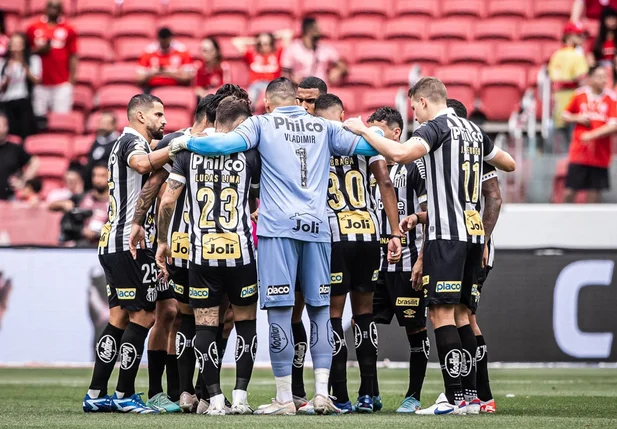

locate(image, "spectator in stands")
[[83, 111, 118, 189], [0, 112, 39, 200], [16, 177, 42, 205], [195, 37, 230, 98], [137, 27, 194, 92], [587, 7, 617, 71], [232, 30, 293, 103], [0, 33, 41, 140], [47, 162, 84, 208], [549, 22, 589, 149], [281, 17, 347, 86], [572, 0, 617, 22], [0, 11, 9, 57], [26, 0, 78, 116]]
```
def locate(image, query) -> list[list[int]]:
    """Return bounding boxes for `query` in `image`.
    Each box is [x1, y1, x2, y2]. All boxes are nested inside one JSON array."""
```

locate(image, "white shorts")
[[33, 83, 73, 116]]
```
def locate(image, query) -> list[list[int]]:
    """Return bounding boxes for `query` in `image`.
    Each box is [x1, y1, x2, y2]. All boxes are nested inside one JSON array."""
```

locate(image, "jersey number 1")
[[295, 148, 307, 188]]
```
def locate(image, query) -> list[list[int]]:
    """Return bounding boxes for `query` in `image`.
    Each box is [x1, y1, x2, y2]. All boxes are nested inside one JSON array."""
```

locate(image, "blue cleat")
[[372, 395, 383, 412], [396, 396, 421, 413], [355, 395, 373, 413], [333, 400, 354, 414], [83, 393, 113, 412], [111, 392, 158, 414]]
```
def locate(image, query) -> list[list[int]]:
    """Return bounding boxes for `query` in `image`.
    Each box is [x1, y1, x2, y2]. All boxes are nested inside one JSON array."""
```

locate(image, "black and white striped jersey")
[[481, 162, 497, 268], [413, 108, 497, 244], [372, 160, 427, 272], [98, 127, 164, 255], [327, 154, 383, 243], [169, 146, 260, 267]]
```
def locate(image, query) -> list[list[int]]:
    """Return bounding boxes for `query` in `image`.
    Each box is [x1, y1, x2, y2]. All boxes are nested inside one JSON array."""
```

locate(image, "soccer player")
[[343, 77, 515, 415], [83, 94, 173, 414], [168, 77, 391, 415], [366, 107, 429, 414], [314, 96, 402, 413], [296, 76, 328, 115], [157, 98, 258, 415]]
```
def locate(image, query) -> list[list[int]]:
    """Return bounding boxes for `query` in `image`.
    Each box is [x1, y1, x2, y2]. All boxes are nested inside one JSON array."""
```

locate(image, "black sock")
[[406, 330, 429, 400], [329, 317, 349, 403], [147, 350, 167, 399], [89, 323, 124, 397], [177, 314, 196, 395], [354, 313, 378, 398], [475, 335, 493, 401], [434, 325, 464, 405], [234, 319, 257, 391], [116, 322, 149, 397], [195, 325, 221, 397], [458, 325, 478, 401], [166, 354, 180, 402], [291, 321, 307, 398], [216, 323, 229, 360]]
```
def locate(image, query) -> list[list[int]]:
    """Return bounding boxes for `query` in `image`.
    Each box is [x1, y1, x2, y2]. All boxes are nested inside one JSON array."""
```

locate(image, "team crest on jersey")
[[393, 166, 407, 188], [146, 286, 158, 302]]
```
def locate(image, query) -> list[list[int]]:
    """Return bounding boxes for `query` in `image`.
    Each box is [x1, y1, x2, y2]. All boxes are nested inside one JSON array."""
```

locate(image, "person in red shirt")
[[572, 0, 617, 21], [563, 65, 617, 202], [588, 7, 617, 71], [194, 37, 230, 99], [26, 0, 78, 116], [137, 27, 194, 91]]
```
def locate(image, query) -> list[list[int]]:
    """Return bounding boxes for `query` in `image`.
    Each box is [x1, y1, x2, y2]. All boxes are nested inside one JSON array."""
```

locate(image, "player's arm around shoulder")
[[127, 142, 172, 175]]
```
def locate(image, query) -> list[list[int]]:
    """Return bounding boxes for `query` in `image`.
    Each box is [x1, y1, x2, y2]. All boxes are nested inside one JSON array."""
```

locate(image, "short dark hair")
[[67, 161, 83, 175], [314, 94, 344, 112], [25, 177, 42, 193], [201, 94, 223, 124], [408, 77, 447, 103], [216, 98, 252, 128], [158, 27, 173, 39], [92, 161, 108, 170], [446, 99, 468, 119], [195, 94, 212, 123], [588, 64, 604, 77], [302, 17, 317, 35], [127, 94, 163, 119], [367, 107, 404, 130], [216, 84, 250, 103], [266, 77, 297, 101], [298, 76, 328, 95]]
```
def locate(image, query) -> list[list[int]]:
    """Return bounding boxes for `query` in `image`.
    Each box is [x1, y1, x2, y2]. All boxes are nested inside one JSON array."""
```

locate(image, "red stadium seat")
[[354, 41, 400, 64], [38, 157, 70, 180], [300, 0, 345, 18], [339, 17, 385, 40], [329, 88, 358, 112], [447, 42, 494, 65], [73, 85, 94, 113], [359, 88, 398, 112], [346, 0, 392, 18], [211, 0, 252, 16], [0, 0, 25, 15], [29, 0, 71, 16], [428, 19, 473, 41], [328, 41, 355, 64], [25, 134, 72, 158], [473, 18, 519, 41], [487, 0, 532, 19], [519, 19, 563, 41], [75, 61, 100, 89], [218, 37, 243, 61], [158, 14, 203, 38], [176, 38, 202, 59], [78, 38, 114, 63], [75, 0, 116, 16], [228, 60, 250, 88], [343, 64, 382, 87], [394, 0, 439, 17], [254, 0, 299, 17], [151, 87, 196, 112], [435, 65, 480, 89], [114, 37, 150, 62], [446, 86, 477, 113], [71, 15, 111, 39], [100, 63, 139, 86], [111, 16, 156, 39], [72, 135, 96, 162], [479, 66, 527, 120], [315, 15, 340, 40], [202, 15, 249, 38], [167, 0, 208, 15], [534, 0, 571, 19], [441, 0, 486, 18], [384, 17, 427, 40], [41, 178, 65, 197], [47, 112, 85, 135], [248, 16, 295, 36], [119, 0, 162, 16], [382, 65, 414, 87], [98, 85, 144, 110], [401, 42, 447, 65], [164, 108, 192, 133], [87, 110, 128, 133], [495, 42, 543, 65]]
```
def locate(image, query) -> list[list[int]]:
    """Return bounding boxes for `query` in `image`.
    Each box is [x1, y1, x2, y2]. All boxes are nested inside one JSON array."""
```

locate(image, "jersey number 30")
[[328, 170, 366, 210]]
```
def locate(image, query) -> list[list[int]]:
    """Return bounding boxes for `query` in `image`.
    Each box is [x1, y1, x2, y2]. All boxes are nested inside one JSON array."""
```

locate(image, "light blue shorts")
[[257, 237, 331, 309]]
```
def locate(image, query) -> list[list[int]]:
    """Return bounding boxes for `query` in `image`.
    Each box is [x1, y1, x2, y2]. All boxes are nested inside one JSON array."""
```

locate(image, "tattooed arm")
[[155, 178, 185, 277], [133, 168, 170, 226], [481, 177, 502, 241]]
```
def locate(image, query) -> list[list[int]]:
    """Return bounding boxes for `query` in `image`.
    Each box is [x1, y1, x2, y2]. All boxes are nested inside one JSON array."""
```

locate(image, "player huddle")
[[83, 75, 515, 416]]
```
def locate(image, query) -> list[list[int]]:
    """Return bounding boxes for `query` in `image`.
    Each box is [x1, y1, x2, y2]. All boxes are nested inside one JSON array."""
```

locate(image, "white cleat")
[[294, 395, 315, 415], [196, 398, 210, 414], [230, 389, 253, 415], [179, 392, 198, 413], [466, 398, 481, 415], [254, 399, 296, 415], [313, 394, 342, 415], [206, 394, 227, 415], [416, 393, 465, 416]]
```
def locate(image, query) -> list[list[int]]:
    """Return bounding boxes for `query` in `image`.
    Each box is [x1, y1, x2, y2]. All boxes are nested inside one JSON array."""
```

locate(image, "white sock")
[[115, 391, 125, 399], [87, 389, 101, 398], [275, 375, 293, 403], [314, 368, 330, 397], [232, 389, 247, 405], [210, 393, 225, 408]]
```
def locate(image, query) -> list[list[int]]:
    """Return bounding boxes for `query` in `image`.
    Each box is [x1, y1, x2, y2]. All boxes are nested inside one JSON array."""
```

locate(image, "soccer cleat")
[[230, 389, 253, 415], [396, 396, 421, 413], [313, 394, 342, 415], [206, 394, 226, 415], [355, 395, 373, 413], [294, 395, 315, 415], [196, 398, 210, 414], [179, 392, 198, 413], [83, 393, 113, 412], [415, 393, 462, 416], [147, 392, 181, 413], [466, 398, 482, 415], [254, 399, 296, 415], [332, 399, 354, 414], [481, 399, 496, 414], [373, 395, 383, 412], [111, 392, 158, 414]]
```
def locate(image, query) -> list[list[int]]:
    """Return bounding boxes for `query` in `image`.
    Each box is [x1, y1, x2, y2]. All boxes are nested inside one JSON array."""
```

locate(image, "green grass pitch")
[[0, 367, 616, 428]]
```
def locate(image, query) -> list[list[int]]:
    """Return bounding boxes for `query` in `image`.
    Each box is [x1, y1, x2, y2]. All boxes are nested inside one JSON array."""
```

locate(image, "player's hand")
[[411, 257, 423, 291], [577, 114, 591, 127], [400, 214, 418, 233], [168, 135, 190, 157], [482, 243, 489, 268], [580, 131, 593, 142], [387, 236, 402, 264], [343, 117, 368, 135], [251, 208, 259, 224], [155, 243, 171, 281], [129, 223, 146, 259]]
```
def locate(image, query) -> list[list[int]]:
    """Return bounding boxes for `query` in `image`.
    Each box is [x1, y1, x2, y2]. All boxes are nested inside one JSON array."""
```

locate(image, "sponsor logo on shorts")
[[293, 342, 307, 368], [372, 270, 379, 282], [267, 284, 290, 296], [331, 272, 343, 284], [369, 321, 378, 349], [173, 281, 184, 295], [96, 335, 117, 363], [269, 323, 288, 353], [106, 285, 111, 297], [116, 288, 136, 300], [445, 349, 462, 378], [396, 297, 420, 306], [422, 275, 430, 286], [435, 281, 462, 293], [195, 348, 204, 373], [189, 287, 209, 299], [241, 284, 257, 298], [146, 286, 158, 302], [319, 284, 330, 294], [119, 343, 138, 370], [460, 349, 474, 378], [403, 309, 416, 318]]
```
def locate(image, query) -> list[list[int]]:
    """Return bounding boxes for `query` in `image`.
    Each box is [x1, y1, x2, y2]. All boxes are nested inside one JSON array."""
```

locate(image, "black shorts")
[[471, 265, 492, 315], [100, 249, 163, 312], [565, 163, 610, 191], [330, 241, 380, 296], [188, 263, 258, 309], [168, 264, 190, 304], [373, 271, 426, 329], [422, 240, 482, 311]]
